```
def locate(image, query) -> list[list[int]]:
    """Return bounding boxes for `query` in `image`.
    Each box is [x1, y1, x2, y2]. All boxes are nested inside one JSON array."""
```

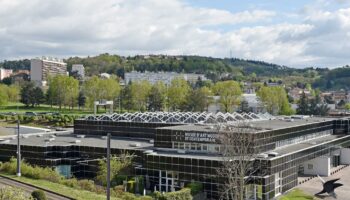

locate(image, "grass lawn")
[[279, 189, 319, 200], [0, 102, 111, 115], [1, 173, 120, 200], [0, 102, 91, 115]]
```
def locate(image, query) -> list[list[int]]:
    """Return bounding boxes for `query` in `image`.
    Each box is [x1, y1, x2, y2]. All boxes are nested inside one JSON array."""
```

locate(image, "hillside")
[[65, 53, 304, 79], [1, 54, 350, 90]]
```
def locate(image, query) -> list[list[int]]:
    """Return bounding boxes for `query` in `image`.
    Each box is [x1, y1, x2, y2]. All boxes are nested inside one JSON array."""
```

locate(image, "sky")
[[1, 0, 350, 68]]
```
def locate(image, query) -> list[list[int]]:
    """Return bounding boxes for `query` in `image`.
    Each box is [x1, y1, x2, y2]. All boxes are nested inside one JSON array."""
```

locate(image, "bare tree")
[[216, 122, 260, 200]]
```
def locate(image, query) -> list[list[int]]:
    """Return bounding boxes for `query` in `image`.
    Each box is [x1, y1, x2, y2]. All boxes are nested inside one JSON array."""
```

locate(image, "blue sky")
[[1, 0, 350, 68]]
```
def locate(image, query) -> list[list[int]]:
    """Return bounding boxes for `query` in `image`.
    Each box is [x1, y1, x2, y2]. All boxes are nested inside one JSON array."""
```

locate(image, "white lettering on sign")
[[184, 132, 217, 142]]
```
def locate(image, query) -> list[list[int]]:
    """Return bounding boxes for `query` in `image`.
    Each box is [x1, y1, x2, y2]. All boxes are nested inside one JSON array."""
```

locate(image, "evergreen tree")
[[297, 91, 309, 115]]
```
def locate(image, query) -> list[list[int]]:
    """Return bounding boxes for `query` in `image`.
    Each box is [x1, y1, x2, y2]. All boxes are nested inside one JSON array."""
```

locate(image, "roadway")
[[0, 176, 72, 200]]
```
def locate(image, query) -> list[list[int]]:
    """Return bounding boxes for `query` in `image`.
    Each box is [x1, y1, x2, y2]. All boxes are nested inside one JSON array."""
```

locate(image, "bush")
[[31, 190, 47, 200], [0, 158, 63, 183], [61, 178, 79, 188], [0, 114, 5, 120], [127, 180, 135, 193], [186, 182, 203, 195], [154, 188, 193, 200], [77, 179, 96, 192]]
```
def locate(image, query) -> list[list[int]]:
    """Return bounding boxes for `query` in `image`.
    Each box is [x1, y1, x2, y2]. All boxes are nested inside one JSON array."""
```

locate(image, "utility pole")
[[106, 133, 111, 200], [16, 116, 21, 177]]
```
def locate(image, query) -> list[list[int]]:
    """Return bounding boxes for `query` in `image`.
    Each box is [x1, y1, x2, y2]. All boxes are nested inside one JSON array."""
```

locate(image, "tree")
[[96, 153, 133, 186], [48, 75, 79, 110], [148, 81, 167, 111], [0, 84, 9, 106], [78, 91, 86, 110], [6, 85, 20, 102], [257, 86, 294, 115], [20, 82, 44, 107], [167, 78, 191, 111], [83, 76, 121, 110], [130, 80, 152, 111], [345, 103, 350, 110], [33, 87, 45, 107], [217, 123, 261, 200], [0, 186, 33, 200], [213, 81, 242, 112], [121, 83, 133, 112], [297, 91, 309, 115], [186, 86, 213, 112]]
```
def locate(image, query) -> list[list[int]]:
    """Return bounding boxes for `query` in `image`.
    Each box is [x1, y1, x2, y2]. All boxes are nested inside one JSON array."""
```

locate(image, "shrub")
[[127, 180, 135, 193], [154, 188, 193, 200], [31, 190, 47, 200], [61, 178, 79, 188], [18, 115, 24, 121], [77, 179, 96, 192], [186, 182, 203, 195], [0, 114, 5, 120]]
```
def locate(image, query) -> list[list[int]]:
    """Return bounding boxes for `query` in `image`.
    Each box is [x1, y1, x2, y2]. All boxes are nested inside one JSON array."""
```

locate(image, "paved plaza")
[[296, 166, 350, 200]]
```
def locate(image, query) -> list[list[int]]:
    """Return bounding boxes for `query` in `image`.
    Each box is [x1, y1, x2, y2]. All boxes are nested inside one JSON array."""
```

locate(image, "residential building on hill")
[[30, 57, 67, 87], [124, 71, 207, 85], [0, 68, 13, 80], [71, 64, 85, 79]]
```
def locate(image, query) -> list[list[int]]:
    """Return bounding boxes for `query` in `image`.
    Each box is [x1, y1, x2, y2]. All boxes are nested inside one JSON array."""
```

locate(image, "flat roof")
[[3, 132, 153, 150], [158, 117, 336, 133], [268, 134, 350, 160]]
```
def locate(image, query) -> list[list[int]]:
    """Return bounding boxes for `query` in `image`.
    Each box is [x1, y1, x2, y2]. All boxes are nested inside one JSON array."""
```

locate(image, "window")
[[202, 144, 208, 151]]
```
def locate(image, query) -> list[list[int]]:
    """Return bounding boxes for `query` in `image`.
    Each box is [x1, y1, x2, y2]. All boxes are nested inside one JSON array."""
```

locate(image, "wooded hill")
[[1, 54, 349, 90]]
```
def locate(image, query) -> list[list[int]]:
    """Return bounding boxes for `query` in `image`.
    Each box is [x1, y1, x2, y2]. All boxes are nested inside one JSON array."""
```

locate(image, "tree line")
[[1, 75, 294, 115]]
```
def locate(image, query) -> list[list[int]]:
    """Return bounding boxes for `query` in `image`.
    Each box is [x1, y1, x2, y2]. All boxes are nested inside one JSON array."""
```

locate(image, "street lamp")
[[106, 133, 111, 200], [16, 114, 21, 177]]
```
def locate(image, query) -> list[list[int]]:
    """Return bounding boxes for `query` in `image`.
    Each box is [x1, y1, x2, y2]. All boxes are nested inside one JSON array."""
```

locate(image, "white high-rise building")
[[30, 57, 67, 86], [71, 64, 85, 78]]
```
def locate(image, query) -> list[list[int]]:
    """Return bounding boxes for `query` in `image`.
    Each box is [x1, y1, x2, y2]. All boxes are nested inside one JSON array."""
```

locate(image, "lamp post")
[[16, 115, 21, 177], [106, 133, 111, 200]]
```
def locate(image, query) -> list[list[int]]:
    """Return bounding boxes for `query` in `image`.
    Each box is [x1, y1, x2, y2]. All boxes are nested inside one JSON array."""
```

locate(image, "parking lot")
[[296, 165, 350, 200], [0, 126, 48, 136]]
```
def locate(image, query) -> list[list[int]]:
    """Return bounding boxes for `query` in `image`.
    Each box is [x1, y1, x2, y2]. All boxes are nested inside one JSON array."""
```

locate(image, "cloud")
[[0, 0, 349, 68]]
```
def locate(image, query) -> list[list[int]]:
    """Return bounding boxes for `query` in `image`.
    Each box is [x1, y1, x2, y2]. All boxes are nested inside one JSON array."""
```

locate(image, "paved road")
[[0, 176, 71, 200], [296, 166, 350, 200]]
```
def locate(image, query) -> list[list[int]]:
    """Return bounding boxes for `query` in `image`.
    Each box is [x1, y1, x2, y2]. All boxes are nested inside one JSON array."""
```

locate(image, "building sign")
[[184, 132, 217, 142]]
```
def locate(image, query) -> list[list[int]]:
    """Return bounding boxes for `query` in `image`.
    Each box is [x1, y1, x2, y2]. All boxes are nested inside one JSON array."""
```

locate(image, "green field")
[[1, 173, 120, 200], [0, 102, 94, 115]]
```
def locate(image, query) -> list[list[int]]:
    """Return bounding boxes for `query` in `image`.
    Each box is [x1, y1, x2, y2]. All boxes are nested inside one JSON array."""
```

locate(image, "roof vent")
[[130, 143, 141, 147], [50, 135, 56, 138], [74, 140, 81, 143], [77, 135, 85, 138], [268, 152, 279, 157], [257, 153, 268, 159], [45, 138, 55, 142], [37, 134, 43, 137]]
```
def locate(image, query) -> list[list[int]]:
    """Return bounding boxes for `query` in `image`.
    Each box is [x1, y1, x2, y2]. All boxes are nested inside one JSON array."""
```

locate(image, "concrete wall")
[[340, 148, 350, 165], [303, 156, 330, 176]]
